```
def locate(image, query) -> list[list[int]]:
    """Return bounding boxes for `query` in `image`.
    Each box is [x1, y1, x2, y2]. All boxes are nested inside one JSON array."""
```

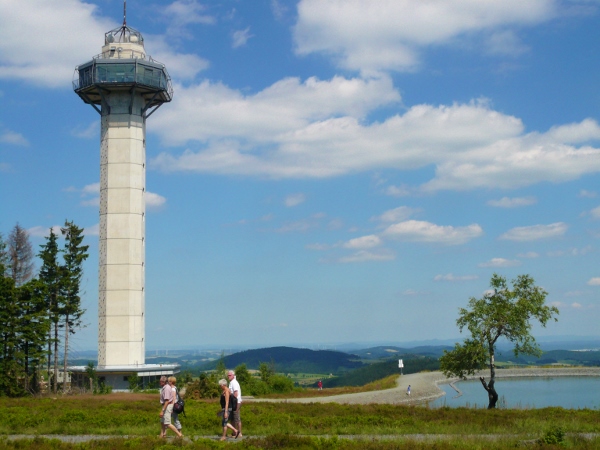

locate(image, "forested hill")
[[353, 346, 453, 360], [200, 346, 364, 374]]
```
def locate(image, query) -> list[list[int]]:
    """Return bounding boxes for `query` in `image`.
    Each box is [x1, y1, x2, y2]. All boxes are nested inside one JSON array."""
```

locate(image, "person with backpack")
[[227, 370, 243, 438], [159, 376, 182, 439], [168, 376, 183, 435], [218, 379, 239, 440]]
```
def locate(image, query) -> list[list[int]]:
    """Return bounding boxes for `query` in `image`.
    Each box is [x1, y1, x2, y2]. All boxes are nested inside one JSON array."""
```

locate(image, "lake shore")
[[247, 367, 600, 406]]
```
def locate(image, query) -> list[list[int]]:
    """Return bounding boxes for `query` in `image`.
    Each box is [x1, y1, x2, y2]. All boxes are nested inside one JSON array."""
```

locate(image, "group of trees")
[[0, 221, 89, 396]]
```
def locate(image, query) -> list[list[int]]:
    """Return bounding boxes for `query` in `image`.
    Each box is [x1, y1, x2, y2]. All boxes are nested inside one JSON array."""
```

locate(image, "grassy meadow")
[[1, 392, 599, 449]]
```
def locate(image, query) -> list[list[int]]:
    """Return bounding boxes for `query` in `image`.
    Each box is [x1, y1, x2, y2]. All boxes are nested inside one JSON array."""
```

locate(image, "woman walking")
[[218, 379, 239, 441]]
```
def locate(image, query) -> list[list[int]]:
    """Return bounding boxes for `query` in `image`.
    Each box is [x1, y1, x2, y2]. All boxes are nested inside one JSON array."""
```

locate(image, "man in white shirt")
[[227, 370, 242, 438]]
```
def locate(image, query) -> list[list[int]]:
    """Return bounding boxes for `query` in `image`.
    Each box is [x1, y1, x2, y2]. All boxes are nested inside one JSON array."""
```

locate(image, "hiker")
[[218, 379, 239, 440], [407, 385, 411, 396], [317, 380, 323, 391], [168, 376, 183, 434], [227, 370, 243, 438], [159, 375, 182, 438]]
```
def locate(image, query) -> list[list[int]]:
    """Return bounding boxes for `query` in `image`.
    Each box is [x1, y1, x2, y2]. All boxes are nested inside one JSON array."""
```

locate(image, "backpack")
[[221, 392, 238, 411], [173, 389, 185, 416]]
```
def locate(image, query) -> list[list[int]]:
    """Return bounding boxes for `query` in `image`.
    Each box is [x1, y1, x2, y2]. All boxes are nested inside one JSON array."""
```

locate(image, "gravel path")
[[247, 367, 600, 405]]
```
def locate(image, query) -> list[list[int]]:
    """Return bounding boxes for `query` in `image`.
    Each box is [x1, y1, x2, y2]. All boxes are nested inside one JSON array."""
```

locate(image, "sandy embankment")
[[247, 367, 600, 405]]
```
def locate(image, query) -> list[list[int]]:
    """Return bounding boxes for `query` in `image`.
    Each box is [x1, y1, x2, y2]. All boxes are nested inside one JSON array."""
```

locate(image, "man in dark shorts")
[[227, 370, 243, 438]]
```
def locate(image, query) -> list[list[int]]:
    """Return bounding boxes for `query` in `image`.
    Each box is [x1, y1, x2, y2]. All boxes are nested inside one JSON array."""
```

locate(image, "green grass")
[[1, 394, 599, 436]]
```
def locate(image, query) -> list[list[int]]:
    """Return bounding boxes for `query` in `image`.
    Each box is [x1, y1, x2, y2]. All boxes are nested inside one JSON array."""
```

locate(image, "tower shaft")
[[98, 93, 146, 367]]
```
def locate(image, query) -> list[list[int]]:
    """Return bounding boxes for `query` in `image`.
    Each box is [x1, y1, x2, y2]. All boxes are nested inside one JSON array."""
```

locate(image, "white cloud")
[[434, 274, 478, 281], [372, 206, 418, 223], [384, 185, 411, 197], [0, 129, 29, 146], [579, 189, 597, 198], [27, 225, 62, 238], [0, 0, 114, 88], [485, 30, 529, 56], [284, 193, 306, 207], [337, 249, 395, 263], [500, 222, 568, 241], [587, 277, 600, 286], [487, 196, 536, 207], [382, 220, 483, 245], [232, 27, 254, 48], [343, 235, 382, 249], [71, 121, 99, 139], [293, 0, 555, 74], [151, 78, 600, 189], [146, 191, 167, 209], [571, 302, 583, 309], [84, 223, 99, 236], [478, 258, 521, 268], [589, 206, 600, 219], [0, 0, 207, 88], [517, 251, 539, 258]]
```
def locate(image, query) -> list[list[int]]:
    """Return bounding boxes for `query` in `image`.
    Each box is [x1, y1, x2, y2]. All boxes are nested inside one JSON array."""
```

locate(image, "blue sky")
[[1, 0, 599, 353]]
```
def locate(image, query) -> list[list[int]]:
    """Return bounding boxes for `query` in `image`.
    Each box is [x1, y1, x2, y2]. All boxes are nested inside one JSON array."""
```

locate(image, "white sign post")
[[398, 359, 404, 375]]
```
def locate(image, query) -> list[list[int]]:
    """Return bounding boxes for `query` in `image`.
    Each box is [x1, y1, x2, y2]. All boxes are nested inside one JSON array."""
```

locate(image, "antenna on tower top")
[[123, 0, 127, 26]]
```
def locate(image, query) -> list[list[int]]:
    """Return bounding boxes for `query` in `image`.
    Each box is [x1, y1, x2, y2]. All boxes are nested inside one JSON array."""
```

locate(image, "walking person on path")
[[159, 375, 182, 438], [407, 385, 411, 396], [227, 370, 243, 438], [168, 376, 183, 435], [218, 379, 239, 441]]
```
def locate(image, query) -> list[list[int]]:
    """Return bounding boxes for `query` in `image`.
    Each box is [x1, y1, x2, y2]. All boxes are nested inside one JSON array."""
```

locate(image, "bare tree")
[[7, 223, 35, 287]]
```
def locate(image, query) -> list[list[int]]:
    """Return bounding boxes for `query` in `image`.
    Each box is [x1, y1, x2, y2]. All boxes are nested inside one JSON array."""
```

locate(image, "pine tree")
[[60, 221, 89, 393], [38, 228, 63, 394], [7, 223, 35, 286]]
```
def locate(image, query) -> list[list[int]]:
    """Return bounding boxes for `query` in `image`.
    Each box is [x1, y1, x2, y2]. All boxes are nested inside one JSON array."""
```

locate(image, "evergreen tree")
[[60, 221, 89, 392], [0, 261, 26, 396], [16, 279, 50, 393], [38, 228, 63, 394], [7, 223, 35, 286]]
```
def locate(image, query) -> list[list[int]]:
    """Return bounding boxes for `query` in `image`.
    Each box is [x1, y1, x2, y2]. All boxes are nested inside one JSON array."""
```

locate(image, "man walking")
[[159, 375, 183, 438], [227, 370, 243, 438]]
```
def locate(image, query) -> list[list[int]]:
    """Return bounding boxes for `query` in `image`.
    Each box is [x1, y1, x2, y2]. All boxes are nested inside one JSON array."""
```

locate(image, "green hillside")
[[199, 346, 364, 374]]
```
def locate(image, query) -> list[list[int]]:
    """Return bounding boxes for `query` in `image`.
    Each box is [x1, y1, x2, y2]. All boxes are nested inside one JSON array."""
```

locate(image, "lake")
[[430, 376, 600, 409]]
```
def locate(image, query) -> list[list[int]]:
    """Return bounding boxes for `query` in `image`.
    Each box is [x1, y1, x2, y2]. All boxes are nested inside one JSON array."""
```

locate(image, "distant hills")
[[197, 346, 364, 374]]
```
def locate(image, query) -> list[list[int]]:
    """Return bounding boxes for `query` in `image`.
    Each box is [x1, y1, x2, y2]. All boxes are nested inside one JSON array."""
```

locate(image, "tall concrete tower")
[[72, 8, 178, 388]]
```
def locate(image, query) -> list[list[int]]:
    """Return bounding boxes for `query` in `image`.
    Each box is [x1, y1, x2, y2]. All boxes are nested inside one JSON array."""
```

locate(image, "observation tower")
[[72, 7, 178, 389]]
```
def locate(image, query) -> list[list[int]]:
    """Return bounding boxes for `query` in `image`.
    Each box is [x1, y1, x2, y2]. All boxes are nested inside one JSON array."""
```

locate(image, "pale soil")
[[246, 367, 600, 405]]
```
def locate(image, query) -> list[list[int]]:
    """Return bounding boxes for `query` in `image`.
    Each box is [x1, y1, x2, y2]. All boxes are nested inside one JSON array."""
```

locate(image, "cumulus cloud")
[[499, 222, 568, 241], [0, 0, 207, 88], [343, 235, 382, 249], [284, 193, 306, 207], [146, 191, 167, 209], [517, 251, 539, 258], [371, 206, 418, 223], [27, 225, 62, 238], [232, 27, 254, 48], [0, 129, 29, 146], [589, 206, 600, 219], [434, 274, 478, 281], [579, 189, 597, 198], [478, 258, 521, 268], [293, 0, 555, 74], [588, 277, 600, 286], [487, 196, 536, 207], [382, 220, 483, 245], [337, 249, 395, 263], [151, 78, 600, 189]]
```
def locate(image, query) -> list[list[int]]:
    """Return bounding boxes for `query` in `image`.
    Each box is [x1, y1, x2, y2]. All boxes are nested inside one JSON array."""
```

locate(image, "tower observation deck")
[[72, 18, 177, 386]]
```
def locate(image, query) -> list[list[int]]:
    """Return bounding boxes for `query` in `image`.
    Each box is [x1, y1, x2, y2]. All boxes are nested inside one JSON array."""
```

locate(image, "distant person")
[[159, 375, 182, 438], [218, 379, 239, 441], [227, 370, 243, 438], [407, 385, 411, 396], [168, 376, 183, 435], [317, 380, 323, 391]]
